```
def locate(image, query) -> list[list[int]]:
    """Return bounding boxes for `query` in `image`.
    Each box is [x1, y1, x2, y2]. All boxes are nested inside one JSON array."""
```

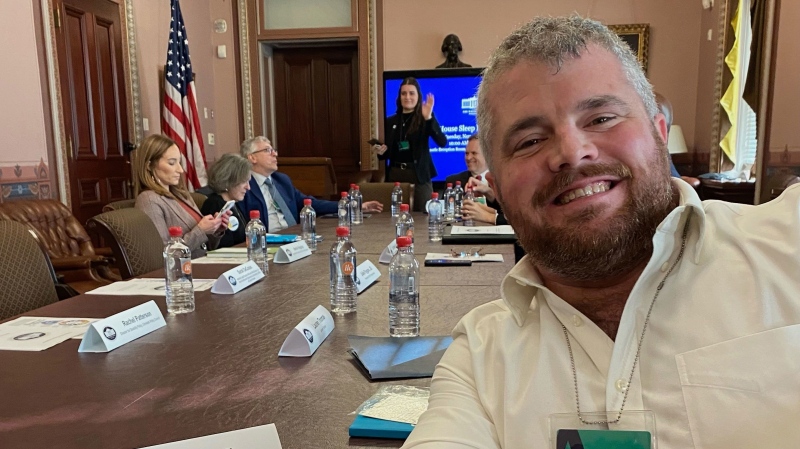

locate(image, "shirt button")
[[660, 261, 670, 272], [572, 315, 583, 327], [615, 379, 628, 392]]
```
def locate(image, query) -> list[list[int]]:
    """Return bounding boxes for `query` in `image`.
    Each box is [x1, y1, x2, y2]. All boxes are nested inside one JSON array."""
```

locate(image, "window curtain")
[[719, 0, 748, 163], [742, 0, 768, 112]]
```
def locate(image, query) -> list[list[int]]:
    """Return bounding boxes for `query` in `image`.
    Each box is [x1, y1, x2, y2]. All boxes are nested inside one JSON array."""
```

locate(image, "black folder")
[[441, 225, 518, 244], [347, 335, 453, 380]]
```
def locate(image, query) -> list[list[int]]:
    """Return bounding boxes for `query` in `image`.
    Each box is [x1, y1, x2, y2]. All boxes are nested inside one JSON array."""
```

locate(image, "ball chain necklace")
[[561, 213, 692, 425]]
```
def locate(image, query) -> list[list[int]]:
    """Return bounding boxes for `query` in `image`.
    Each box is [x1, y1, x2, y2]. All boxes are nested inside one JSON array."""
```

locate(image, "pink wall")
[[383, 0, 705, 150], [769, 0, 800, 153], [133, 0, 240, 162]]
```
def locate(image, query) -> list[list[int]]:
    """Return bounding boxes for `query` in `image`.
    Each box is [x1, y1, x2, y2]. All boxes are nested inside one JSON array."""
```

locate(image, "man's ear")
[[654, 112, 669, 145]]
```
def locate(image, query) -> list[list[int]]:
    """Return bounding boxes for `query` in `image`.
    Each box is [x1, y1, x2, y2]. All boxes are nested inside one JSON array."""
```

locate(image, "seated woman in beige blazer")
[[133, 135, 229, 258]]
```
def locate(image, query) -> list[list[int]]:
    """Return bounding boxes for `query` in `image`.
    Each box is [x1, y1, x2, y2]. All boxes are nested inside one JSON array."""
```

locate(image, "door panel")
[[273, 45, 360, 184], [56, 0, 130, 224]]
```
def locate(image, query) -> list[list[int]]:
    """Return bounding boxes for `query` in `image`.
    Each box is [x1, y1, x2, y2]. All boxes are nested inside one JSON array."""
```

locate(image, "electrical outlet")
[[142, 118, 149, 131], [208, 133, 215, 145]]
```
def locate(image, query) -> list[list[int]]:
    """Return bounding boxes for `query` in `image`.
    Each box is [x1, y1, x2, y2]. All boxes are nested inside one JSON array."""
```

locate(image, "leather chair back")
[[0, 199, 96, 259], [358, 182, 415, 211], [86, 208, 164, 279], [103, 199, 136, 212], [0, 221, 59, 321]]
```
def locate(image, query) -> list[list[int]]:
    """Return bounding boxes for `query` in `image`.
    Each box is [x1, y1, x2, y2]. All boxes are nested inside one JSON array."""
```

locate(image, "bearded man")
[[403, 16, 800, 449]]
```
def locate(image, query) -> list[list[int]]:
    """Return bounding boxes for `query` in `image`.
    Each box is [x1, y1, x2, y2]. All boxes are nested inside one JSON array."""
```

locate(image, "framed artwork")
[[608, 23, 650, 73]]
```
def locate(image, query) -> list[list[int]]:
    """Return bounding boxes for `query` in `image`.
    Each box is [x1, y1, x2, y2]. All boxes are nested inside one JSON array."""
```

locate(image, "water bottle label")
[[180, 258, 192, 275], [342, 261, 355, 275]]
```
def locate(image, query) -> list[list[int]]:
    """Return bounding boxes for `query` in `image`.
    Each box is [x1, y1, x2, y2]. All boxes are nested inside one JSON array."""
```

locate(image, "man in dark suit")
[[445, 134, 489, 187], [237, 136, 383, 232]]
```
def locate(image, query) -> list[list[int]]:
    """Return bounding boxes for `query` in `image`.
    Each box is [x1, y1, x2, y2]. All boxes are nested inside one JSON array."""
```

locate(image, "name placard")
[[355, 260, 381, 294], [378, 239, 398, 264], [210, 260, 265, 295], [278, 305, 334, 357], [273, 240, 312, 264], [78, 300, 166, 353]]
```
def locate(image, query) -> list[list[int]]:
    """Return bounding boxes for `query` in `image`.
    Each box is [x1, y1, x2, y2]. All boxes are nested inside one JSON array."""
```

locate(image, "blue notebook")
[[266, 234, 299, 244], [348, 414, 414, 439]]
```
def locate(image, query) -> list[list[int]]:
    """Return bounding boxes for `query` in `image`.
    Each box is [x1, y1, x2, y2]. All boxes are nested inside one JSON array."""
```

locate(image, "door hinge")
[[66, 139, 73, 160], [53, 7, 61, 28]]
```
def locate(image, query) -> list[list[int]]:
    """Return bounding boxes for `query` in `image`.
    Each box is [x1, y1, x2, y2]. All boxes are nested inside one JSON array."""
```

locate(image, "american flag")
[[162, 0, 207, 189]]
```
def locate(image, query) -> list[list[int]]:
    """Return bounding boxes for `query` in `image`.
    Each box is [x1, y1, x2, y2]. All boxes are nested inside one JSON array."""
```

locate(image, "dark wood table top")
[[0, 212, 516, 448]]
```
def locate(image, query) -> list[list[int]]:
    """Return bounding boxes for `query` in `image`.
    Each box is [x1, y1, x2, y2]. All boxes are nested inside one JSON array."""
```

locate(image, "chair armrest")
[[95, 247, 114, 257], [51, 255, 109, 270]]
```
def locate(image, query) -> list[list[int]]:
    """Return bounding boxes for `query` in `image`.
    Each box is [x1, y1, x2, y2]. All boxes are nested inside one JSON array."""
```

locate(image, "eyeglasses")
[[252, 147, 278, 156], [449, 247, 484, 258]]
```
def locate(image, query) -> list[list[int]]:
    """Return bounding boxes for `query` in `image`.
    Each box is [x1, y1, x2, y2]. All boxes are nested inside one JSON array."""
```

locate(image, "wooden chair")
[[358, 182, 415, 211], [0, 221, 59, 320], [277, 157, 337, 199], [86, 208, 164, 280]]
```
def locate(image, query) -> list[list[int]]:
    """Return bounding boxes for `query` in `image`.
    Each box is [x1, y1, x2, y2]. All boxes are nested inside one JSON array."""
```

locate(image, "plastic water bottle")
[[454, 181, 465, 219], [300, 198, 317, 253], [164, 227, 195, 314], [395, 203, 414, 251], [351, 185, 364, 225], [338, 191, 351, 231], [443, 183, 455, 222], [329, 226, 357, 314], [428, 192, 443, 242], [391, 182, 403, 217], [389, 236, 419, 337], [246, 210, 269, 275], [463, 186, 475, 227]]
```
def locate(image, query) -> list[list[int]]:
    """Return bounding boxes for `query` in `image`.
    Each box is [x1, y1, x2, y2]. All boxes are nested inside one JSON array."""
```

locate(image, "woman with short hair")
[[200, 153, 251, 248], [133, 135, 228, 258]]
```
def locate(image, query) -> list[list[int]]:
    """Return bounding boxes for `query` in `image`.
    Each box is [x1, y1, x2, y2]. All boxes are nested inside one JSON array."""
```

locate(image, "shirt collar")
[[251, 171, 272, 186], [500, 177, 708, 327]]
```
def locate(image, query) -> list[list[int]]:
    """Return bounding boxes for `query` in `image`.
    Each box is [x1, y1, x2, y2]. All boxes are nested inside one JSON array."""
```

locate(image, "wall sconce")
[[668, 125, 689, 154]]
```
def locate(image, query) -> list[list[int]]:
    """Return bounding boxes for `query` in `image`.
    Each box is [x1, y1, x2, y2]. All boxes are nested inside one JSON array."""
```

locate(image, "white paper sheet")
[[449, 225, 515, 235], [0, 317, 99, 351], [139, 423, 282, 448], [86, 278, 215, 296], [425, 252, 504, 263]]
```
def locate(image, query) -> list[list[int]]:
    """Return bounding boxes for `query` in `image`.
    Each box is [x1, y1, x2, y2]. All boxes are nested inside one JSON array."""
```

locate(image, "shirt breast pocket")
[[676, 324, 800, 448]]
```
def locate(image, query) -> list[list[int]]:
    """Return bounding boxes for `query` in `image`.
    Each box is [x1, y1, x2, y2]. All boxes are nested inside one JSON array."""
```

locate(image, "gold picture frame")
[[608, 23, 650, 73]]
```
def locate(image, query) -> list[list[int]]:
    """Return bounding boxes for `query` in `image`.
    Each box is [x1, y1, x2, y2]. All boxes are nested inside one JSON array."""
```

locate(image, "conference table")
[[0, 213, 516, 449]]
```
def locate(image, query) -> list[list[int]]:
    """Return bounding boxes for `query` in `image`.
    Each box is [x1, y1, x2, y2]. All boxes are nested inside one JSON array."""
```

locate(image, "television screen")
[[383, 68, 483, 182]]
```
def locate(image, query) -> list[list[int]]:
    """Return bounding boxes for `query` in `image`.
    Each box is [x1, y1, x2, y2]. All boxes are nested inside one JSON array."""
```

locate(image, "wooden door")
[[273, 44, 360, 185], [54, 0, 131, 224]]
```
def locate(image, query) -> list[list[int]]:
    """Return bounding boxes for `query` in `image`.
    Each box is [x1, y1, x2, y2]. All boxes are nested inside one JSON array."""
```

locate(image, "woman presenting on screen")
[[372, 77, 447, 210]]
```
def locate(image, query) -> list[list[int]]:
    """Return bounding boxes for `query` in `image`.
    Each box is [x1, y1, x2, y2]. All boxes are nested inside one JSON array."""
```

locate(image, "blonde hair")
[[133, 134, 189, 200]]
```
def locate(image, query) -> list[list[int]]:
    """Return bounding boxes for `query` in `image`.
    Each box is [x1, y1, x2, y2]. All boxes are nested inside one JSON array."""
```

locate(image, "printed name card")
[[278, 305, 334, 357], [356, 260, 381, 294], [273, 240, 312, 264], [140, 423, 283, 448], [378, 239, 398, 264], [210, 260, 265, 295], [78, 300, 166, 353]]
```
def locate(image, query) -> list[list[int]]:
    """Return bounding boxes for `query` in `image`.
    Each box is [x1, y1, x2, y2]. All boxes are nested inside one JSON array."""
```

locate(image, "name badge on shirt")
[[398, 140, 410, 151], [549, 411, 655, 449]]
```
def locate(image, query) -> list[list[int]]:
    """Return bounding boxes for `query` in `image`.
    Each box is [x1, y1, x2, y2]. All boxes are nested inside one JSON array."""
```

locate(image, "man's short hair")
[[467, 134, 479, 142], [240, 136, 270, 158], [477, 15, 657, 169]]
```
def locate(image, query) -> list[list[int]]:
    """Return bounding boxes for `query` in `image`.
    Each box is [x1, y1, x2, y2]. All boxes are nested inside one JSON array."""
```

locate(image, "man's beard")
[[499, 129, 675, 282]]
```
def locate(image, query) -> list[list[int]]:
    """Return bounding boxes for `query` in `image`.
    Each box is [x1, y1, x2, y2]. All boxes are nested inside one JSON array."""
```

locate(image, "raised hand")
[[421, 93, 435, 119], [362, 201, 384, 213], [372, 144, 388, 155], [198, 214, 223, 234], [467, 176, 496, 202]]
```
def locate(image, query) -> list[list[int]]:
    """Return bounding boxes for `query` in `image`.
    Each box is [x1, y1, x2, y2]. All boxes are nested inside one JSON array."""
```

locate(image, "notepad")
[[347, 335, 453, 380]]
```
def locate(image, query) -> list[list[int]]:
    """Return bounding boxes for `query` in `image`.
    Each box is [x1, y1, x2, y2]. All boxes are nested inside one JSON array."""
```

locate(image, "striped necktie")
[[265, 178, 297, 226]]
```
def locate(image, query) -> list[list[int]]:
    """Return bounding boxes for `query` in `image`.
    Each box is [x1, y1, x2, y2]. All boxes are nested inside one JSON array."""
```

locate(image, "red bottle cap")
[[396, 236, 412, 248], [394, 182, 400, 186], [456, 181, 462, 185], [250, 210, 260, 219], [336, 226, 350, 237], [431, 192, 439, 199], [303, 198, 312, 206], [354, 185, 360, 190], [341, 192, 348, 197], [446, 183, 453, 187], [400, 204, 409, 212], [350, 183, 356, 188], [168, 226, 183, 237]]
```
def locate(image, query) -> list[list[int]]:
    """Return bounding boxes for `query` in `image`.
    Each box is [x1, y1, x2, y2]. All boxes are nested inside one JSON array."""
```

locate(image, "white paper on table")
[[449, 225, 515, 235], [0, 317, 89, 351], [0, 317, 100, 342], [193, 255, 251, 264], [85, 278, 215, 296], [425, 252, 504, 263], [139, 423, 282, 448]]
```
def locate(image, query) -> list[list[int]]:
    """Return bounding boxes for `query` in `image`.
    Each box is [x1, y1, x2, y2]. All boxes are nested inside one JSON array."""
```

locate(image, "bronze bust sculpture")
[[436, 34, 471, 68]]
